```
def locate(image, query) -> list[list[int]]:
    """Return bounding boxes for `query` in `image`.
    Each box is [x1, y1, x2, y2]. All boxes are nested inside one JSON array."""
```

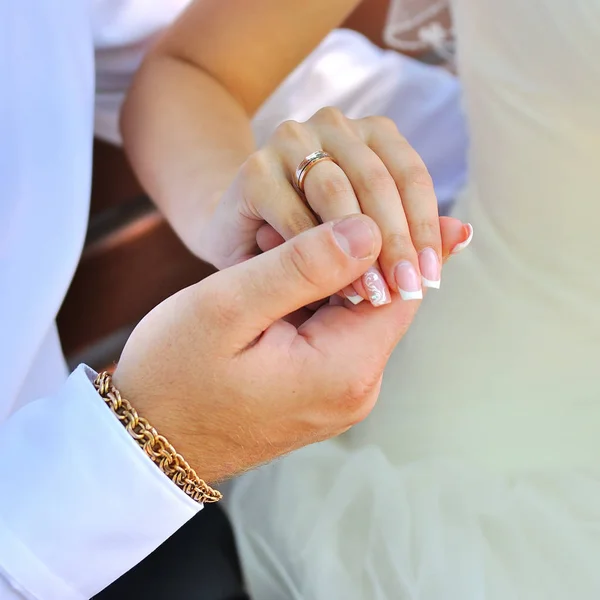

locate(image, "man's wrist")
[[107, 368, 222, 501]]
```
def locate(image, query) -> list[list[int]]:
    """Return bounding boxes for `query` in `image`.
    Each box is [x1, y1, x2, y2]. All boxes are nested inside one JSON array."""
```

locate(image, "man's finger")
[[200, 215, 382, 348], [298, 295, 419, 373]]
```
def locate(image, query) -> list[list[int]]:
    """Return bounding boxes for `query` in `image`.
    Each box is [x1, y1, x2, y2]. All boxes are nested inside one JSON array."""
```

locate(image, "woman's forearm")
[[121, 0, 362, 256], [121, 54, 254, 254]]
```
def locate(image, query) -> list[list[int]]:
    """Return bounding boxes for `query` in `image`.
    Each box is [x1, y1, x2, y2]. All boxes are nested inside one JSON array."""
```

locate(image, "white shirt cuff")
[[0, 365, 201, 600]]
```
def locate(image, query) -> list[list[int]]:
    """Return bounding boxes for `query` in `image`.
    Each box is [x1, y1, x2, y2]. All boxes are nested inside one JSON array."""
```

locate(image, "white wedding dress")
[[228, 1, 600, 598]]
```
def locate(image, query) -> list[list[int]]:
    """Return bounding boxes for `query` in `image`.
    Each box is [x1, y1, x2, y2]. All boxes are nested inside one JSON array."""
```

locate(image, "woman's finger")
[[358, 116, 443, 291], [349, 263, 392, 306], [301, 161, 362, 221], [306, 109, 422, 302], [272, 118, 391, 307], [270, 118, 362, 222], [255, 218, 473, 310], [440, 217, 473, 261], [339, 219, 473, 310], [256, 223, 285, 253], [240, 148, 319, 241], [270, 121, 363, 233]]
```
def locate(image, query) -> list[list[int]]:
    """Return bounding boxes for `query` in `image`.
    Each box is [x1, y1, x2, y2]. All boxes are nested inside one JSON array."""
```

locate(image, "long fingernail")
[[343, 285, 364, 305], [451, 223, 474, 255], [332, 216, 376, 259], [394, 261, 423, 301], [419, 247, 441, 289], [363, 267, 391, 307]]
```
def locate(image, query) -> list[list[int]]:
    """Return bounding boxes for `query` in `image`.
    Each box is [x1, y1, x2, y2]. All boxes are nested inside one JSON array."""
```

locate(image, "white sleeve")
[[93, 0, 191, 145], [0, 364, 201, 600], [94, 41, 154, 145]]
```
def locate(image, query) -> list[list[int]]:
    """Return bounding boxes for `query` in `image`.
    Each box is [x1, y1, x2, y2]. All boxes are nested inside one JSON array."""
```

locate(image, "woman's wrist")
[[121, 52, 255, 256], [160, 186, 231, 265]]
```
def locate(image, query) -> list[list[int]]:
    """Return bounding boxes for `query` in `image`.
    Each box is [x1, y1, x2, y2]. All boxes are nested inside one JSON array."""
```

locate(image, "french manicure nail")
[[363, 267, 391, 307], [344, 291, 364, 305], [451, 223, 474, 255], [342, 285, 364, 304], [394, 261, 423, 301], [419, 247, 441, 289]]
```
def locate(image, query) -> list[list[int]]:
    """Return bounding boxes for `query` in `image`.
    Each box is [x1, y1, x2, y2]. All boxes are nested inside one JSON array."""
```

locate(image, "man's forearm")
[[121, 0, 362, 258]]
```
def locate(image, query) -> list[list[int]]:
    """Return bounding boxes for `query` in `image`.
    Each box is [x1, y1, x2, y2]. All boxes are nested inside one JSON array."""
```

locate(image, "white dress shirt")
[[0, 1, 467, 598], [0, 2, 198, 599]]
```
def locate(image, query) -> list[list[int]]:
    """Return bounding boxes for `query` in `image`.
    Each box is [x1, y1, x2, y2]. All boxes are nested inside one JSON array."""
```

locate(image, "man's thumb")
[[206, 215, 381, 344]]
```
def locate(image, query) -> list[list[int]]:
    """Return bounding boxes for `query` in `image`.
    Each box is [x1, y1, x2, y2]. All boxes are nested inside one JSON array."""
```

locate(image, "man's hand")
[[112, 216, 401, 482], [113, 214, 470, 483]]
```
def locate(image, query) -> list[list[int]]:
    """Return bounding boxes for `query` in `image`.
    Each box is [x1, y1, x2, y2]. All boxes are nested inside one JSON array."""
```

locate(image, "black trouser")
[[95, 504, 250, 599]]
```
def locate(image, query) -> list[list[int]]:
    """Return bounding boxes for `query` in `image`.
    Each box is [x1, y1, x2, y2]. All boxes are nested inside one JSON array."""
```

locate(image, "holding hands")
[[118, 102, 473, 482], [114, 210, 468, 483], [118, 0, 473, 487]]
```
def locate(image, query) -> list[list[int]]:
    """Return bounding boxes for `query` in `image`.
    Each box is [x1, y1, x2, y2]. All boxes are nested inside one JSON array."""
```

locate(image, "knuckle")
[[382, 231, 415, 256], [238, 151, 274, 214], [357, 162, 395, 193], [313, 106, 348, 128], [315, 173, 355, 202], [240, 149, 271, 182], [364, 115, 400, 136], [281, 240, 323, 290], [348, 400, 377, 427], [284, 209, 317, 237], [275, 119, 309, 143], [340, 375, 380, 426], [409, 219, 441, 243], [403, 157, 434, 189]]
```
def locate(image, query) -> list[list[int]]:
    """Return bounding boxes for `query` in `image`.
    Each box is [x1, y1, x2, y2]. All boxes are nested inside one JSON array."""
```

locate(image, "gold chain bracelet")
[[94, 371, 222, 504]]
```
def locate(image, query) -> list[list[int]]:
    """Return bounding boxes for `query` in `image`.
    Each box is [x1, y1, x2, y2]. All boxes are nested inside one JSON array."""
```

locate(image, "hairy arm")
[[121, 0, 362, 257]]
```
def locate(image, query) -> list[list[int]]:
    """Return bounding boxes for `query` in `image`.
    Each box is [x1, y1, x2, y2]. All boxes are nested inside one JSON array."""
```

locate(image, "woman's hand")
[[196, 107, 472, 306]]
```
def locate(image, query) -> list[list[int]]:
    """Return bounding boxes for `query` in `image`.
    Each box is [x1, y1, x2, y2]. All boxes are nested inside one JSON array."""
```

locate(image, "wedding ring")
[[293, 150, 337, 195]]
